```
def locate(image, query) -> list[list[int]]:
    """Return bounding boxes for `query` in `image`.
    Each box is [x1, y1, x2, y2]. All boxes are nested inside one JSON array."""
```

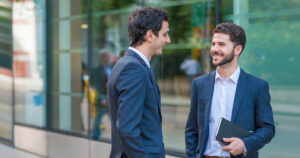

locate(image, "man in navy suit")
[[185, 23, 275, 158], [107, 7, 170, 158]]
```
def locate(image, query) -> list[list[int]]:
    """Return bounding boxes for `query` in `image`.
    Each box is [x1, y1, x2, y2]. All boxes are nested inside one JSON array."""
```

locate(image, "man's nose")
[[210, 45, 218, 52], [166, 36, 171, 44]]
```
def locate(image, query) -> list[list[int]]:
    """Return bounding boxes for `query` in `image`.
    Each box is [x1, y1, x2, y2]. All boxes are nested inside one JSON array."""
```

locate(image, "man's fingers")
[[222, 138, 245, 156], [223, 137, 234, 142], [222, 145, 232, 152]]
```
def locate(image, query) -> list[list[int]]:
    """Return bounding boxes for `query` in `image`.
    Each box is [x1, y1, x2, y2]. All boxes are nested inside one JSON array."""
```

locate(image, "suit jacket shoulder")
[[193, 71, 216, 87], [240, 70, 270, 94], [243, 70, 268, 84]]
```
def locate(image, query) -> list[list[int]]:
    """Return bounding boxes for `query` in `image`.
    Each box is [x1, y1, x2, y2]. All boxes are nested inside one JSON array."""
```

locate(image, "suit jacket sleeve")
[[242, 81, 275, 156], [115, 62, 147, 158], [185, 80, 199, 157]]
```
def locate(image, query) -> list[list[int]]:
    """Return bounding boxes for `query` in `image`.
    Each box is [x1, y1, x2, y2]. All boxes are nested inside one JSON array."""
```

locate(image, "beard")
[[212, 49, 234, 66]]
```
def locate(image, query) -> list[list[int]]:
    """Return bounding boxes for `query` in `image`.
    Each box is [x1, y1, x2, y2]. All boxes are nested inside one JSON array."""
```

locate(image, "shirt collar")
[[129, 47, 150, 68], [215, 66, 240, 83]]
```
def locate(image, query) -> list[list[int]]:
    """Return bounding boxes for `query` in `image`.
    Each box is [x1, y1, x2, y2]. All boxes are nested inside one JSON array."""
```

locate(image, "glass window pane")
[[13, 0, 47, 127], [49, 0, 88, 135], [0, 0, 12, 140], [90, 0, 140, 140]]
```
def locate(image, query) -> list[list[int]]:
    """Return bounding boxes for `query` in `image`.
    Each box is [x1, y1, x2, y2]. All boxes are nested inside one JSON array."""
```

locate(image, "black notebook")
[[215, 117, 250, 146]]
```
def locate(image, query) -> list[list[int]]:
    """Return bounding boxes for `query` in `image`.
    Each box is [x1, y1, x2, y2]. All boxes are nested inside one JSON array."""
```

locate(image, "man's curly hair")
[[213, 22, 247, 53], [128, 7, 168, 47]]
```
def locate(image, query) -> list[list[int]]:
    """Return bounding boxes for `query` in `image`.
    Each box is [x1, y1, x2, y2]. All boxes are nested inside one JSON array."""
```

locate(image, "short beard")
[[216, 49, 234, 66]]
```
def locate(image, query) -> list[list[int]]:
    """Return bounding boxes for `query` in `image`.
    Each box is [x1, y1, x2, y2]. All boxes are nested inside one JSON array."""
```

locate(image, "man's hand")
[[222, 137, 245, 156]]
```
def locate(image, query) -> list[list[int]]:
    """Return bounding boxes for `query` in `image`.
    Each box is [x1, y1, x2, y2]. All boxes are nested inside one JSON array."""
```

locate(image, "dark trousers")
[[121, 152, 128, 158]]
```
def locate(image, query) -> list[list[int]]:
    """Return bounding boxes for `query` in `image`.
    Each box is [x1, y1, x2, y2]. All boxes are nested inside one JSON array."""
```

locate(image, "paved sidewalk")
[[0, 144, 41, 158]]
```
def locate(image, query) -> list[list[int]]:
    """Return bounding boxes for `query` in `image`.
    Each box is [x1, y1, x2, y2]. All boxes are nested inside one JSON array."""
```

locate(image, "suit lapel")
[[147, 68, 162, 121], [126, 49, 162, 121], [200, 71, 216, 155], [231, 69, 249, 123], [205, 71, 216, 127]]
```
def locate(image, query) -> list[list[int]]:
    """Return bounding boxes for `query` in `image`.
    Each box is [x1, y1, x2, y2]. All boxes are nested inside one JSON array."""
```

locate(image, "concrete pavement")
[[0, 144, 41, 158]]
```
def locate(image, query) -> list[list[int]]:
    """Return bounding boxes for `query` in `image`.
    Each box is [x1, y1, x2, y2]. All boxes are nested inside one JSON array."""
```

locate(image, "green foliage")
[[91, 0, 137, 11], [90, 0, 138, 53], [249, 0, 300, 12], [221, 0, 233, 16], [167, 5, 192, 44]]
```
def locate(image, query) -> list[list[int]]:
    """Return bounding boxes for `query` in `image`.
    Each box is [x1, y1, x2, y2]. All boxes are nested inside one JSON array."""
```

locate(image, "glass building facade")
[[0, 0, 299, 157]]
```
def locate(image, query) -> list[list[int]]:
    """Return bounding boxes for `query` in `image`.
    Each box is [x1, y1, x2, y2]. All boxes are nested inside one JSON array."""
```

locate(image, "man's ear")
[[145, 30, 153, 43], [234, 45, 242, 56]]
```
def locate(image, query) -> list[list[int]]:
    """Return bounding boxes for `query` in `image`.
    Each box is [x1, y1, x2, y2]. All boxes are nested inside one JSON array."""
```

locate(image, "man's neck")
[[134, 45, 152, 61], [217, 62, 238, 79]]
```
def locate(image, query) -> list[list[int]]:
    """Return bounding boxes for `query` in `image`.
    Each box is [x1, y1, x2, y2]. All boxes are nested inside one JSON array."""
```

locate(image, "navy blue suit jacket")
[[185, 69, 275, 158], [108, 49, 165, 158]]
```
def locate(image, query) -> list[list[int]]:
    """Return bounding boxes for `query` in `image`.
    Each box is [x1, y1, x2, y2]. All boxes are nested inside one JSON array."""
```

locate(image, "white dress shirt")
[[129, 47, 150, 68], [204, 66, 240, 157]]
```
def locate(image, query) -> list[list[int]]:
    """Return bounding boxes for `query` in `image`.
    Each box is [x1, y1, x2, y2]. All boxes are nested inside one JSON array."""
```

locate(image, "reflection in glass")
[[90, 0, 140, 140], [49, 0, 89, 135], [0, 0, 13, 140], [90, 51, 112, 139], [13, 0, 46, 127]]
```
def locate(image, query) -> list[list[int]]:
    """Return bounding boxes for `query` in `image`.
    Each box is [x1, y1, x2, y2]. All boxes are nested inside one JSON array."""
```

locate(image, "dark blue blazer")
[[185, 69, 275, 158], [107, 49, 165, 158]]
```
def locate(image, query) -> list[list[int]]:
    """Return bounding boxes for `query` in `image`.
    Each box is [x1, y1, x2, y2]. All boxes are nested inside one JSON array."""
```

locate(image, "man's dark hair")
[[128, 7, 168, 47], [213, 22, 246, 53]]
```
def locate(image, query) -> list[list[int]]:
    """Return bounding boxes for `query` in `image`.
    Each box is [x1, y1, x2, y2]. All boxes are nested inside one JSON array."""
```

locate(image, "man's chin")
[[213, 62, 226, 67], [212, 60, 220, 66], [155, 51, 163, 55]]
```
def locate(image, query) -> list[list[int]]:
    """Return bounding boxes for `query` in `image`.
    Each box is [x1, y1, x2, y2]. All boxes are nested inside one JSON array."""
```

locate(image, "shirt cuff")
[[243, 147, 247, 156]]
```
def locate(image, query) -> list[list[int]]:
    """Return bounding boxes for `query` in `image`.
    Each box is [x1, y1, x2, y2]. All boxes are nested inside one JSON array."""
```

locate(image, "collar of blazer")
[[126, 49, 148, 67]]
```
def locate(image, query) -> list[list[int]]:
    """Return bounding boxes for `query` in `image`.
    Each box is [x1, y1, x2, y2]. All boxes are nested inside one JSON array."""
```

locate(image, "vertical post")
[[141, 0, 145, 7], [87, 1, 93, 157], [233, 0, 249, 26], [214, 0, 221, 25], [46, 0, 52, 130], [58, 0, 71, 131], [11, 0, 15, 145], [87, 0, 92, 140]]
